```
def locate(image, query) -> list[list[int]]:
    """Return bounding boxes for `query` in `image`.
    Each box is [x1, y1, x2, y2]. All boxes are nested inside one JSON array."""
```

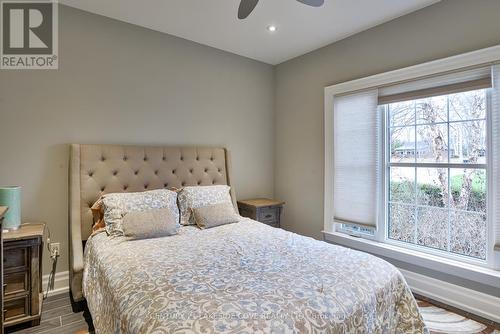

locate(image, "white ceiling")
[[61, 0, 440, 65]]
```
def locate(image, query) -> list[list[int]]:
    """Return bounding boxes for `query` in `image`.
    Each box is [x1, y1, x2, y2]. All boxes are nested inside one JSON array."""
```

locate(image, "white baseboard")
[[401, 268, 500, 323], [41, 269, 500, 323], [42, 271, 69, 297]]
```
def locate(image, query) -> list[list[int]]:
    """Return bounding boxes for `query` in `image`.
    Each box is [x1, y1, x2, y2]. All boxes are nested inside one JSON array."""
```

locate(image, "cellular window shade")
[[379, 67, 492, 105], [492, 65, 500, 252], [333, 89, 380, 228]]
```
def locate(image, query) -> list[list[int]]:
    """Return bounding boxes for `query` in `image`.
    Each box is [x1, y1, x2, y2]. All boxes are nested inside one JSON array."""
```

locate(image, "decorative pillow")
[[90, 197, 106, 235], [103, 189, 179, 236], [192, 202, 240, 229], [122, 208, 179, 239], [177, 185, 233, 225], [91, 219, 106, 235], [90, 197, 104, 223]]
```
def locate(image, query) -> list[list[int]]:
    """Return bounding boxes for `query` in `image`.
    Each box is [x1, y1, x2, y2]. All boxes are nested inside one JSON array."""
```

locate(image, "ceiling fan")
[[238, 0, 325, 20]]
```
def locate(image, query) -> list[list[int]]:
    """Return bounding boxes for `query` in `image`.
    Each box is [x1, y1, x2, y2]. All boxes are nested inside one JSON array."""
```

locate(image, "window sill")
[[323, 231, 500, 288]]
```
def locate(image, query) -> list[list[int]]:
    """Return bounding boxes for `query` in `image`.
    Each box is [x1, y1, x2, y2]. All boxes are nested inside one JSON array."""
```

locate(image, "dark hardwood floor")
[[5, 293, 94, 334]]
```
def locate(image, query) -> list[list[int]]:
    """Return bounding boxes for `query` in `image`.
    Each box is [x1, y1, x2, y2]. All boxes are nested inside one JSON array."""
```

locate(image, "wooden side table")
[[2, 223, 44, 328], [237, 198, 285, 228], [0, 206, 7, 334]]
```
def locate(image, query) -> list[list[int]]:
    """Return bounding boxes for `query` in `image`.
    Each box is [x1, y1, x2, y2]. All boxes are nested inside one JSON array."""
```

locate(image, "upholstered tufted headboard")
[[69, 144, 238, 301]]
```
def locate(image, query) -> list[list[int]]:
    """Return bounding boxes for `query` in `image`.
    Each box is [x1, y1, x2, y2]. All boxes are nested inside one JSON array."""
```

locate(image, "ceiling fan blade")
[[238, 0, 259, 19], [296, 0, 324, 7]]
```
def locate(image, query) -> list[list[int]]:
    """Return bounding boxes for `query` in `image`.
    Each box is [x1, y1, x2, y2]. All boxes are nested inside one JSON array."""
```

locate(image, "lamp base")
[[2, 226, 20, 232]]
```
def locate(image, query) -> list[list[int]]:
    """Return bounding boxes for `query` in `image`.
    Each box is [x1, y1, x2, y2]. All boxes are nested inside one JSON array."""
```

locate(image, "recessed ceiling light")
[[267, 25, 277, 32]]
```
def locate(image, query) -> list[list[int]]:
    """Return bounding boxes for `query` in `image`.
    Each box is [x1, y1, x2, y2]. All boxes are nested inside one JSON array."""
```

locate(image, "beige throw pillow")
[[192, 202, 240, 229], [122, 208, 179, 239], [177, 185, 233, 225]]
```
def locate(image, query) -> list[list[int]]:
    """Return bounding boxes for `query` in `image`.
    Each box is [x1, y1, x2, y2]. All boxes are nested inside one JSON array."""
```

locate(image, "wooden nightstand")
[[0, 206, 7, 334], [3, 223, 44, 328], [237, 198, 285, 228]]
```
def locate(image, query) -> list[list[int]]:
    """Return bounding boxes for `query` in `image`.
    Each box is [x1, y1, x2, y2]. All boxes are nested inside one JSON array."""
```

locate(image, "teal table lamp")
[[0, 186, 21, 230]]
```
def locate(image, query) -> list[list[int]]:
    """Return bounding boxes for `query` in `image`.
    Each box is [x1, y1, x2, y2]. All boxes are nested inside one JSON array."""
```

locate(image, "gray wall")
[[274, 0, 500, 240], [274, 0, 500, 293], [0, 5, 275, 276]]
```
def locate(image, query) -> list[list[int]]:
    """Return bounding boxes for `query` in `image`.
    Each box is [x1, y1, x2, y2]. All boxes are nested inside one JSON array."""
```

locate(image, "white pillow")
[[177, 185, 233, 225], [103, 189, 179, 236]]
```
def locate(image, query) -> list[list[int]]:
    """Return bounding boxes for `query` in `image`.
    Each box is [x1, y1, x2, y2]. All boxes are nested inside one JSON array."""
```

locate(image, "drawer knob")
[[265, 214, 272, 218]]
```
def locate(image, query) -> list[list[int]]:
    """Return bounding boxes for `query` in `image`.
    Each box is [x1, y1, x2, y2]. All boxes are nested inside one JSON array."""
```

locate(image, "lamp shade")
[[0, 186, 21, 230]]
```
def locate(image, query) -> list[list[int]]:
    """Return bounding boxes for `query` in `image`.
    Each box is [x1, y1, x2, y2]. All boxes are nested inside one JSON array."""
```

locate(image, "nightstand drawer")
[[4, 271, 29, 297], [264, 221, 279, 228], [3, 223, 44, 329], [3, 247, 28, 272], [4, 296, 29, 321], [258, 207, 279, 223]]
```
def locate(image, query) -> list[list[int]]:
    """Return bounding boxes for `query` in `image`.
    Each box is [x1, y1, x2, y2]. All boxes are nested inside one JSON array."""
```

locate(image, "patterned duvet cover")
[[83, 219, 427, 333]]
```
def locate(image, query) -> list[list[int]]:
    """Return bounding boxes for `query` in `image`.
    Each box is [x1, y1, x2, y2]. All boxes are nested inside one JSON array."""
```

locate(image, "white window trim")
[[324, 44, 500, 271]]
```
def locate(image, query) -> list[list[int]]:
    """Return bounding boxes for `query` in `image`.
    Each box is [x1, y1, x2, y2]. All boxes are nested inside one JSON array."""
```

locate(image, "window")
[[324, 47, 500, 271], [384, 89, 488, 260]]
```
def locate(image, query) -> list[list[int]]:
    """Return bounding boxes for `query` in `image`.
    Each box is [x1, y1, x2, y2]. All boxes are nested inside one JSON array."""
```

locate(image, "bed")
[[69, 144, 427, 333]]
